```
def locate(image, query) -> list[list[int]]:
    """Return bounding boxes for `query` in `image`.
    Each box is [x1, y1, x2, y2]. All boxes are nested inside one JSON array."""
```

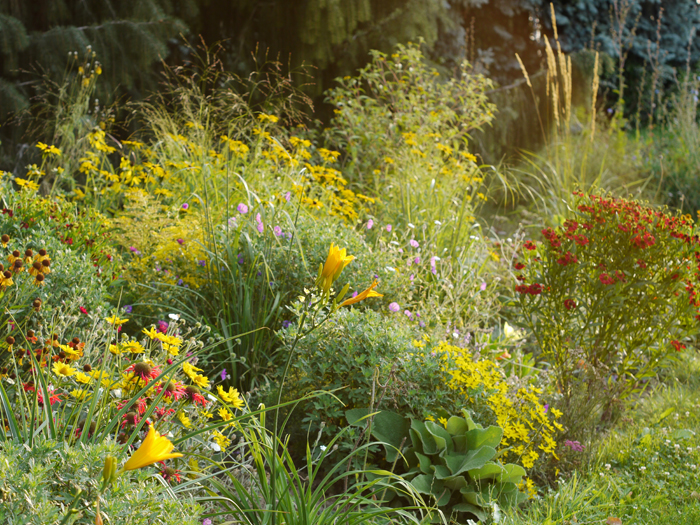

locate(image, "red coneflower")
[[157, 380, 187, 401], [185, 385, 208, 406], [126, 362, 161, 382], [159, 462, 182, 484]]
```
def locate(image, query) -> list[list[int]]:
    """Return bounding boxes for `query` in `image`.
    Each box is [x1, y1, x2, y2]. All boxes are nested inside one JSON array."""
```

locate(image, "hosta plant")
[[348, 409, 528, 523]]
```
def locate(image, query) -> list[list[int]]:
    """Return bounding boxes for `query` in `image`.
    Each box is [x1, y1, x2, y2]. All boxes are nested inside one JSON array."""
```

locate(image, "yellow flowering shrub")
[[440, 341, 563, 468]]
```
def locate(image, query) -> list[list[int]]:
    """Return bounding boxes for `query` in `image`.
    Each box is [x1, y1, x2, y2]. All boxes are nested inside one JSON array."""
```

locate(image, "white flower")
[[605, 463, 611, 470], [319, 445, 327, 451], [169, 313, 180, 320]]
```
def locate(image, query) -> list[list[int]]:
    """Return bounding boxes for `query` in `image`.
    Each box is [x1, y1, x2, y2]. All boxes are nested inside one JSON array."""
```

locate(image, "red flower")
[[599, 273, 616, 285], [527, 283, 543, 295], [671, 340, 686, 352], [514, 262, 525, 270], [79, 306, 88, 315], [156, 380, 187, 401], [564, 298, 577, 310], [523, 241, 537, 251], [159, 462, 182, 484], [125, 362, 161, 382]]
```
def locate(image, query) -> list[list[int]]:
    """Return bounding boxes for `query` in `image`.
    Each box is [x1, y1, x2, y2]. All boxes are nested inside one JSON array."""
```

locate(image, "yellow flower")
[[109, 344, 122, 355], [53, 362, 76, 378], [217, 385, 244, 409], [340, 280, 383, 307], [75, 372, 92, 384], [178, 411, 192, 429], [105, 315, 129, 326], [142, 326, 159, 339], [70, 389, 88, 400], [192, 374, 210, 388], [122, 425, 183, 471], [212, 429, 231, 450], [315, 243, 354, 294], [122, 341, 145, 354], [218, 407, 233, 422]]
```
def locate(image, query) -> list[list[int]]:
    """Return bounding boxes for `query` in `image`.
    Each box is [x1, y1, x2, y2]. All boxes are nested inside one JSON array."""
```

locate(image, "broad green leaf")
[[444, 446, 496, 476], [446, 416, 469, 436], [466, 426, 503, 450], [425, 420, 454, 455], [411, 420, 437, 455], [468, 462, 504, 481]]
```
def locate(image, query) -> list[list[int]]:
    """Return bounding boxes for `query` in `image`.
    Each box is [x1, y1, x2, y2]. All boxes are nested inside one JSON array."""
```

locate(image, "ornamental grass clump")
[[512, 192, 700, 440]]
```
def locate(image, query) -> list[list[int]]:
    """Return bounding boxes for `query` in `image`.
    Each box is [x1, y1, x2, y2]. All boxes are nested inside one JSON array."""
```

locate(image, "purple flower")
[[281, 320, 292, 328], [123, 305, 133, 314], [198, 260, 206, 267], [480, 282, 487, 291], [409, 239, 419, 248], [543, 404, 549, 413], [177, 238, 184, 245], [221, 369, 228, 381], [237, 203, 249, 214], [389, 302, 400, 313], [256, 213, 264, 233], [182, 203, 189, 210], [274, 226, 283, 237], [352, 291, 358, 298], [414, 256, 420, 265], [564, 440, 584, 452], [237, 253, 244, 265], [367, 219, 374, 229], [202, 520, 213, 525], [386, 225, 392, 232], [410, 274, 415, 281], [419, 320, 426, 327], [177, 278, 184, 285], [228, 216, 237, 227], [404, 310, 412, 318], [284, 192, 291, 202]]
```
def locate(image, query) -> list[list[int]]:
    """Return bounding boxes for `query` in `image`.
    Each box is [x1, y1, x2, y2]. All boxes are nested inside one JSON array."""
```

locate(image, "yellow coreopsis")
[[340, 280, 383, 307], [315, 243, 354, 294], [122, 425, 183, 471]]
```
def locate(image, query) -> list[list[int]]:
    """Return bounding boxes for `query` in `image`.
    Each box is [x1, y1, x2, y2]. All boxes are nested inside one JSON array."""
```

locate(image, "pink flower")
[[389, 302, 400, 313], [404, 310, 412, 318], [255, 213, 264, 233], [409, 239, 419, 248], [273, 226, 283, 237], [237, 203, 248, 214], [386, 225, 392, 232], [367, 219, 374, 229]]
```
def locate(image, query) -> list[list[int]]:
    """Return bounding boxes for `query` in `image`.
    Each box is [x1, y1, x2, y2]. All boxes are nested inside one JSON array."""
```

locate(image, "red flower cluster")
[[515, 283, 543, 295], [557, 251, 578, 266], [523, 241, 537, 251]]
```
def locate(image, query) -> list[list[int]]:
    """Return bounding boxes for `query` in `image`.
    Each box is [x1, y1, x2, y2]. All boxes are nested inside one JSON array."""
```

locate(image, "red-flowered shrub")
[[511, 192, 699, 438]]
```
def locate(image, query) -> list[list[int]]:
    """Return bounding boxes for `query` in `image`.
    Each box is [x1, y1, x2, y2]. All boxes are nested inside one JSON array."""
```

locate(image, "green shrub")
[[0, 439, 202, 525], [511, 192, 699, 441], [276, 308, 454, 451]]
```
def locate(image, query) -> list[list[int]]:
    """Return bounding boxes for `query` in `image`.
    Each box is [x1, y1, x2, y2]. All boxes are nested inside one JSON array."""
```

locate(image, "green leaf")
[[425, 420, 454, 455], [497, 464, 526, 484], [415, 451, 433, 474], [446, 416, 469, 436], [466, 426, 503, 450], [410, 420, 437, 455], [444, 446, 496, 477], [673, 429, 696, 440], [453, 502, 489, 520], [468, 462, 504, 481]]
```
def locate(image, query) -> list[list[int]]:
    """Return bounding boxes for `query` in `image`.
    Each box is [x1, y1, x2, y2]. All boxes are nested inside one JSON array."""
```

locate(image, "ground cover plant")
[[0, 6, 700, 524]]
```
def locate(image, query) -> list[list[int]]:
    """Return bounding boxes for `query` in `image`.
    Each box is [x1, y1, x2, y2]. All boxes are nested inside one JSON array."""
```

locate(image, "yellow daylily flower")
[[122, 425, 183, 471], [340, 280, 383, 307], [315, 243, 353, 294]]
